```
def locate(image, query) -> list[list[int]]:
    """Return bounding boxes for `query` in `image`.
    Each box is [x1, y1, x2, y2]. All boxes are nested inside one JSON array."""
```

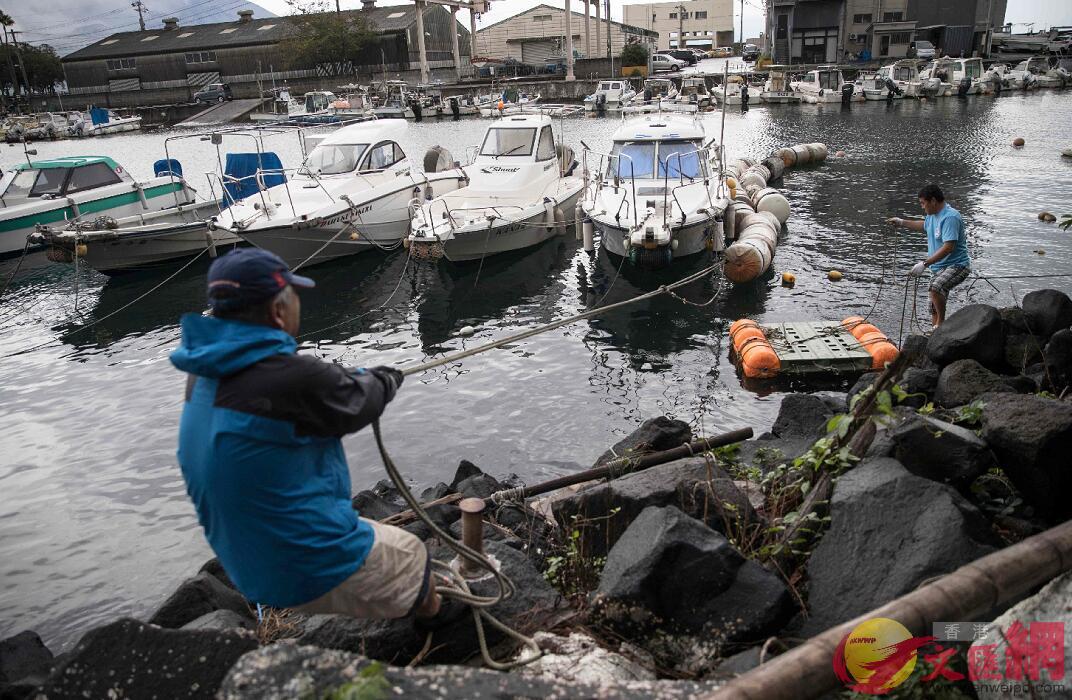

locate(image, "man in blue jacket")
[[171, 249, 452, 626]]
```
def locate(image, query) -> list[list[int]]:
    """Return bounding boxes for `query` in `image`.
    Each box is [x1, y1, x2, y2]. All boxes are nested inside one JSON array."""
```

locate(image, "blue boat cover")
[[90, 107, 110, 125], [154, 158, 183, 177], [222, 152, 286, 204]]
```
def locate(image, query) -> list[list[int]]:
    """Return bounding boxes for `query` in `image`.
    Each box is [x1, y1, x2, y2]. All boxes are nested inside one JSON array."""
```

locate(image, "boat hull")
[[82, 225, 238, 273], [594, 216, 719, 264]]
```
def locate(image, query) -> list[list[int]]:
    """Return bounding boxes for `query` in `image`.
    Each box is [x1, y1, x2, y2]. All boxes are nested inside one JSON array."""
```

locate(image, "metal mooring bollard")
[[458, 497, 486, 577]]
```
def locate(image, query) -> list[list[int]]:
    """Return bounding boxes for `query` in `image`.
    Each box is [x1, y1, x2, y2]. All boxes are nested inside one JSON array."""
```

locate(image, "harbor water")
[[2, 91, 1072, 650]]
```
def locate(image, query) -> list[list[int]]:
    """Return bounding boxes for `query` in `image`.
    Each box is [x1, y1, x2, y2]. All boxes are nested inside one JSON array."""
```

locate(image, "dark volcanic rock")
[[980, 393, 1072, 522], [1021, 289, 1072, 339], [420, 482, 451, 501], [39, 618, 256, 699], [769, 393, 833, 439], [934, 359, 1021, 408], [735, 438, 815, 475], [805, 458, 995, 633], [1043, 329, 1072, 393], [901, 334, 935, 368], [297, 539, 563, 665], [219, 641, 721, 700], [848, 372, 880, 405], [455, 473, 502, 499], [594, 506, 795, 645], [999, 306, 1030, 334], [198, 557, 236, 590], [1004, 333, 1045, 372], [351, 490, 402, 521], [895, 368, 940, 408], [449, 460, 483, 491], [593, 416, 692, 467], [926, 304, 1005, 369], [889, 415, 997, 490], [147, 572, 252, 629], [0, 631, 52, 686], [552, 457, 756, 558], [181, 610, 257, 633]]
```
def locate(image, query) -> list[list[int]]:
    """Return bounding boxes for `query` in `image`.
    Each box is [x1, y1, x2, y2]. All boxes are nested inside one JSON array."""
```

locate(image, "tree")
[[22, 44, 63, 92], [620, 43, 649, 67], [280, 0, 376, 71]]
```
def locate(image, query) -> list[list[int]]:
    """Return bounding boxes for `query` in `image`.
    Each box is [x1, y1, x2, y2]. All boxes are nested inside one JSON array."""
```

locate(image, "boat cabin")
[[607, 115, 708, 182], [301, 121, 409, 177], [678, 77, 710, 99], [950, 57, 984, 81], [304, 91, 337, 114], [765, 65, 791, 91], [641, 78, 675, 99], [877, 60, 921, 83], [797, 66, 845, 91], [476, 114, 558, 164], [1, 157, 132, 207]]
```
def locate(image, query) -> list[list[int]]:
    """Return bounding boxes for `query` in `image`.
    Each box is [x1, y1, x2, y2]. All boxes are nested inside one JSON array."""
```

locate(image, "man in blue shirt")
[[171, 249, 462, 629], [887, 184, 971, 327]]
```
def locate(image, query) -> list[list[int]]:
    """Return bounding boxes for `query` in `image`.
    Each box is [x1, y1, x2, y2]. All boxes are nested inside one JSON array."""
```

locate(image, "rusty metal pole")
[[459, 497, 486, 577]]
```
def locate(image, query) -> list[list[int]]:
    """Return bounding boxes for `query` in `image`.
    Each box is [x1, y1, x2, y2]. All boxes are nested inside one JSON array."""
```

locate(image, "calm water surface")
[[3, 92, 1072, 650]]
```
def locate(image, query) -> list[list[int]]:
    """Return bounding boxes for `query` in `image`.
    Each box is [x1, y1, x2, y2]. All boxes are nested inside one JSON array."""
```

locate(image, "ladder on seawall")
[[761, 321, 873, 374]]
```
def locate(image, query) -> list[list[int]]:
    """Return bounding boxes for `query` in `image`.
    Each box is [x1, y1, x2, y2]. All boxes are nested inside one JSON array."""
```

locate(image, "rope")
[[396, 262, 721, 378], [370, 420, 541, 670], [0, 237, 32, 302]]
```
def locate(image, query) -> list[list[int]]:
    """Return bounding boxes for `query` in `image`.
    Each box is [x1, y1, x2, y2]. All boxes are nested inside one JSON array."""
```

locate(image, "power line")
[[132, 0, 149, 31]]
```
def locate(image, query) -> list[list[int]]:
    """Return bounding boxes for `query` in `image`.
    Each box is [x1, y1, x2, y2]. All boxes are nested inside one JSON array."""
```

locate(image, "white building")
[[475, 3, 658, 64], [623, 0, 734, 52]]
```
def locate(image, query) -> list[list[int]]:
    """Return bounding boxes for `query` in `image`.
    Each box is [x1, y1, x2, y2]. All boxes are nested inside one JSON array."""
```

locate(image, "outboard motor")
[[643, 87, 653, 101], [423, 145, 455, 173], [409, 98, 423, 122], [449, 96, 460, 119], [957, 77, 971, 97], [884, 77, 903, 97], [595, 92, 607, 115], [740, 82, 749, 111], [841, 82, 854, 105]]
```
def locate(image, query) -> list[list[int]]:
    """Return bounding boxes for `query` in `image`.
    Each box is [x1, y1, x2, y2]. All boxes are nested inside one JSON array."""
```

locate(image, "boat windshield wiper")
[[493, 144, 526, 160]]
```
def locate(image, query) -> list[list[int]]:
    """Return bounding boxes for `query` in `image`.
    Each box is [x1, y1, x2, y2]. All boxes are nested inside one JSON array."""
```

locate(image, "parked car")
[[708, 46, 733, 57], [908, 40, 936, 60], [690, 48, 708, 59], [742, 44, 761, 61], [194, 83, 233, 104], [651, 54, 683, 73], [665, 49, 699, 66]]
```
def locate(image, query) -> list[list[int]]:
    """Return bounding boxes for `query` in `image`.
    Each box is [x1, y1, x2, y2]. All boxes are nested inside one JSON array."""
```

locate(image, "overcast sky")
[[5, 0, 1071, 55]]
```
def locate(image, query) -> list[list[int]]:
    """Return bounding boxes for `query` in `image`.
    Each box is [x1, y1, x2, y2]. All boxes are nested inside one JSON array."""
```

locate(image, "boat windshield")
[[818, 72, 840, 89], [609, 142, 656, 178], [3, 169, 39, 199], [658, 141, 703, 179], [29, 168, 69, 197], [963, 61, 981, 78], [304, 144, 368, 174], [479, 127, 536, 157]]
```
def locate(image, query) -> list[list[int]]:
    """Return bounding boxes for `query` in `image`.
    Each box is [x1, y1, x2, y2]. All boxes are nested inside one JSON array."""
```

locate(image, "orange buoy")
[[849, 322, 899, 370], [849, 323, 882, 340], [739, 336, 781, 378], [841, 316, 865, 330], [868, 341, 899, 369], [730, 318, 760, 336]]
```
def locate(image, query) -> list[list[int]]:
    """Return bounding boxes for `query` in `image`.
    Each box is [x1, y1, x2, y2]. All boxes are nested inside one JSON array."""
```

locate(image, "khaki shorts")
[[293, 518, 431, 619]]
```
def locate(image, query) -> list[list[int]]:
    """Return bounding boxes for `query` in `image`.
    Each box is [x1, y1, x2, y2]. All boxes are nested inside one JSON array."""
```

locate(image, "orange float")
[[843, 317, 899, 370], [731, 319, 781, 378]]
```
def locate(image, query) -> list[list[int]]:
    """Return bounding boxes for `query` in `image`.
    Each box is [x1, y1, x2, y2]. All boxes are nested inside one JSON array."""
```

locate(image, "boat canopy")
[[5, 156, 129, 201], [610, 114, 706, 143]]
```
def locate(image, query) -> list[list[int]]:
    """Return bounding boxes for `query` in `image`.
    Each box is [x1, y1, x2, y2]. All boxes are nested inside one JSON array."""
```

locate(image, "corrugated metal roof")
[[477, 3, 658, 38], [64, 6, 419, 61]]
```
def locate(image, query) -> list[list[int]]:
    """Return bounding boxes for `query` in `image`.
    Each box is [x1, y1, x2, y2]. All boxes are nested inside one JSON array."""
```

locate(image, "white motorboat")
[[478, 92, 541, 117], [408, 114, 583, 262], [622, 78, 679, 113], [919, 60, 955, 96], [580, 113, 731, 268], [947, 57, 988, 95], [0, 155, 199, 258], [790, 66, 853, 103], [674, 76, 713, 109], [760, 65, 802, 104], [876, 59, 942, 98], [713, 75, 747, 105], [444, 94, 481, 117], [214, 120, 467, 268], [1006, 57, 1069, 89], [584, 80, 637, 113], [70, 108, 142, 137], [853, 73, 893, 100]]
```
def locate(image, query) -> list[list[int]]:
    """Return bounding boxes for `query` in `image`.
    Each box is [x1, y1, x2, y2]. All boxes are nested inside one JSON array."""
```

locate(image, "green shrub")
[[620, 43, 649, 67]]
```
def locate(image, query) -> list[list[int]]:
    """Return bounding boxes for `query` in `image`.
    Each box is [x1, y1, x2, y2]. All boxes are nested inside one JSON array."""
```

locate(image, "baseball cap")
[[206, 248, 315, 311]]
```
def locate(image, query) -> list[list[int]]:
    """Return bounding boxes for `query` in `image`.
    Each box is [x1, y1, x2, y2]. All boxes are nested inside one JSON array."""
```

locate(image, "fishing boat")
[[1005, 56, 1069, 89], [876, 59, 941, 98], [291, 86, 374, 124], [852, 72, 893, 100], [713, 75, 746, 105], [947, 57, 988, 95], [622, 78, 679, 113], [583, 80, 637, 113], [674, 76, 713, 109], [478, 91, 541, 117], [580, 112, 730, 268], [408, 114, 583, 262], [443, 94, 481, 117], [918, 59, 955, 96], [372, 81, 415, 119], [760, 66, 801, 104], [0, 155, 198, 258], [790, 66, 853, 103], [214, 119, 467, 268]]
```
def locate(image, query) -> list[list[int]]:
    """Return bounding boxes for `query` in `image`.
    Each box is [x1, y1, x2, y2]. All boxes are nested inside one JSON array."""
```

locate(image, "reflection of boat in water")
[[413, 236, 572, 349]]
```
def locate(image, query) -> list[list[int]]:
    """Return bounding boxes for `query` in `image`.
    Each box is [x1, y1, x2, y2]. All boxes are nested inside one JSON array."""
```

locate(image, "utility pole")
[[605, 0, 611, 64], [739, 0, 744, 48], [678, 3, 685, 49], [984, 0, 995, 56], [10, 29, 29, 98], [1, 28, 18, 113], [132, 1, 147, 31]]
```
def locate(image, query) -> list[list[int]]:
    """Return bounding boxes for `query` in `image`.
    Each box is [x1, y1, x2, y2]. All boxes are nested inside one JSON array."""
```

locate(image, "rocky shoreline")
[[3, 291, 1072, 699]]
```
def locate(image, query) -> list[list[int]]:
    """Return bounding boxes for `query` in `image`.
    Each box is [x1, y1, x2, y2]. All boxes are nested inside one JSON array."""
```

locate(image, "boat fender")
[[671, 239, 679, 250], [582, 220, 594, 252], [204, 230, 218, 258], [75, 243, 88, 258], [554, 205, 566, 234], [575, 201, 584, 240]]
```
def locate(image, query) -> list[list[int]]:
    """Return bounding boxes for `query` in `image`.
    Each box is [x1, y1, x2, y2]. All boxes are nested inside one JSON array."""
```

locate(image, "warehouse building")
[[622, 0, 734, 52], [62, 3, 471, 107], [474, 4, 657, 66]]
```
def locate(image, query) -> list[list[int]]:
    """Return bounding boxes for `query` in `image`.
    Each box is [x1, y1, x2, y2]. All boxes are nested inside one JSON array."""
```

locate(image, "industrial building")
[[765, 0, 1007, 64], [61, 2, 472, 108], [622, 0, 734, 52], [474, 4, 657, 66]]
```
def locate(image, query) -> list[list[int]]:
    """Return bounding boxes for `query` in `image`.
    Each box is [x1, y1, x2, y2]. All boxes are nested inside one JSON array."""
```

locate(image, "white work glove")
[[887, 217, 903, 227], [909, 261, 926, 277]]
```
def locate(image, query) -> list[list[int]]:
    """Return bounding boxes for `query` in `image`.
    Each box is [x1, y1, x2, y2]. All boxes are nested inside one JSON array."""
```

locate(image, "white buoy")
[[752, 188, 791, 225], [575, 200, 584, 240], [582, 220, 595, 252], [459, 325, 476, 337], [791, 144, 813, 165]]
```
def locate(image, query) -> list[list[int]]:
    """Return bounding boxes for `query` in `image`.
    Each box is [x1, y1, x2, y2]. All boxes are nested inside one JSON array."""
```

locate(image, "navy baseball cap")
[[206, 248, 315, 311]]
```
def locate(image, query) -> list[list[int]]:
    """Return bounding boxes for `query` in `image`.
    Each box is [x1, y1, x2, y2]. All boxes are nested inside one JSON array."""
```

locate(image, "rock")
[[1038, 212, 1057, 223], [350, 490, 402, 521], [370, 479, 405, 508], [455, 473, 502, 499], [980, 393, 1072, 522], [804, 458, 995, 633], [934, 359, 1021, 408], [39, 618, 256, 699], [594, 506, 795, 647], [848, 371, 879, 405], [1021, 289, 1072, 339], [519, 632, 655, 683], [552, 457, 757, 558], [419, 482, 451, 501], [734, 438, 815, 475], [0, 631, 52, 685], [999, 306, 1029, 334], [899, 367, 939, 407], [1004, 332, 1045, 371], [970, 571, 1072, 700], [423, 503, 461, 529], [901, 334, 937, 369], [181, 610, 257, 633], [147, 572, 252, 629], [218, 641, 721, 700], [769, 393, 833, 439], [889, 415, 997, 489], [297, 539, 563, 665], [593, 416, 692, 468], [926, 304, 1005, 369], [1043, 328, 1072, 393], [449, 460, 483, 491], [198, 557, 236, 590]]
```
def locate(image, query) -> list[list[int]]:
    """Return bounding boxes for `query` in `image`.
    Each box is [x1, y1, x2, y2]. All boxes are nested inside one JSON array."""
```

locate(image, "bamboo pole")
[[708, 518, 1072, 699]]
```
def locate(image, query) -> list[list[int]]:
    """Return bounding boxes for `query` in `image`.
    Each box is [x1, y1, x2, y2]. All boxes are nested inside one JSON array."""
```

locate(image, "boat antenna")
[[719, 60, 728, 169], [22, 142, 36, 166]]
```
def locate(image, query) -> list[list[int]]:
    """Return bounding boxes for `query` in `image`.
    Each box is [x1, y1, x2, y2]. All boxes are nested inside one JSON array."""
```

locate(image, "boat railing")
[[582, 148, 639, 226], [202, 171, 262, 223], [660, 147, 719, 228], [416, 196, 526, 235]]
